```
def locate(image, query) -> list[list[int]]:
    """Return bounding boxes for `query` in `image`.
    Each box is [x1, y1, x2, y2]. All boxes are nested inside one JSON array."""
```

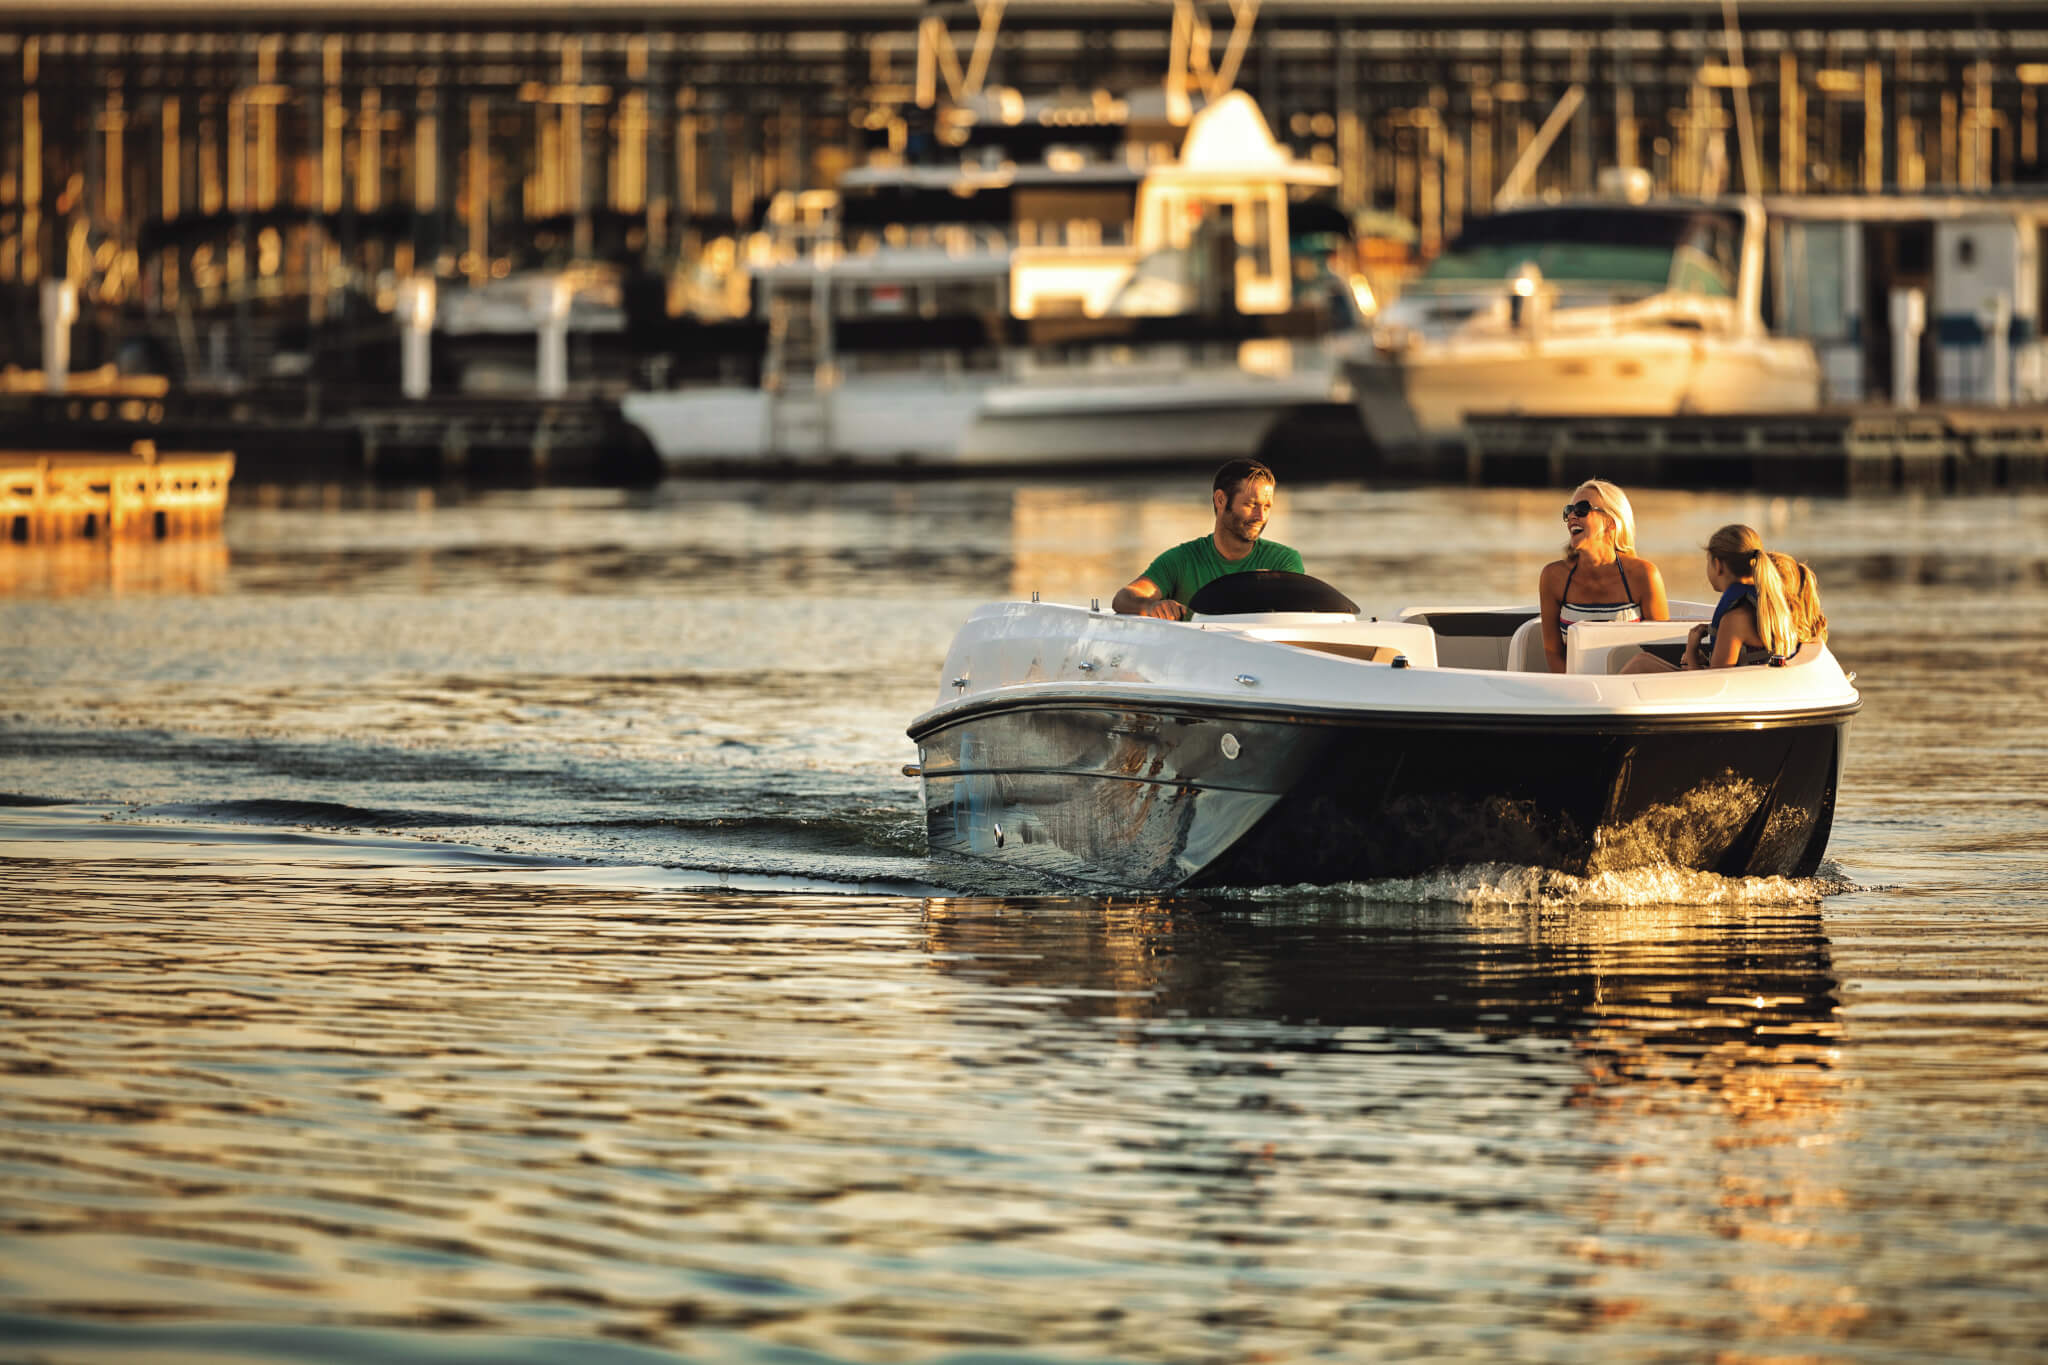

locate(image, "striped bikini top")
[[1557, 556, 1642, 627]]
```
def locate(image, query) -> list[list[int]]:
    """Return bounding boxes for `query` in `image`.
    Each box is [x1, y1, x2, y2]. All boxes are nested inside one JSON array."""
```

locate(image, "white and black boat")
[[905, 573, 1858, 890]]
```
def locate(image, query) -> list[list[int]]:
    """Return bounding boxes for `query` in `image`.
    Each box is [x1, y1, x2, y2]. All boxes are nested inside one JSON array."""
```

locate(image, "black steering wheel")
[[1186, 571, 1360, 617]]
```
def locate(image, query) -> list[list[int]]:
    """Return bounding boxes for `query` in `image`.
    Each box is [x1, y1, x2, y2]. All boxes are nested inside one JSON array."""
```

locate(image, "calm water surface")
[[2, 476, 2045, 1362]]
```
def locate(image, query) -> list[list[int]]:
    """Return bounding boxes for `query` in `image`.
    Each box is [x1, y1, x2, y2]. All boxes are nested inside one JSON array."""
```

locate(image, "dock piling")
[[1890, 288, 1927, 410], [38, 282, 75, 397]]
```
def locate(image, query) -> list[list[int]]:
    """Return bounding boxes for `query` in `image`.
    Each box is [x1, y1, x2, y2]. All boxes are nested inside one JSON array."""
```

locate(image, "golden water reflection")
[[922, 897, 1856, 1347], [0, 535, 228, 597]]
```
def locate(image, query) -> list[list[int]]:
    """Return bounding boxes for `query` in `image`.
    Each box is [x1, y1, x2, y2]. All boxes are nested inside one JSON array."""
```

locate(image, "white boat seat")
[[1238, 619, 1440, 670], [1396, 606, 1534, 671], [1563, 619, 1696, 674], [1507, 616, 1551, 673]]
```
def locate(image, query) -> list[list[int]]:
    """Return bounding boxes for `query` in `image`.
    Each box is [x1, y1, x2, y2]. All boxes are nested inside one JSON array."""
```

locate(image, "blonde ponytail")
[[1749, 548, 1797, 658], [1769, 550, 1828, 644], [1707, 524, 1798, 658]]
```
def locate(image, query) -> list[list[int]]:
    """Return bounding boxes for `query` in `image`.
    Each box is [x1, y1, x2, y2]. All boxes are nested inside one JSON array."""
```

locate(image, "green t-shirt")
[[1141, 535, 1305, 606]]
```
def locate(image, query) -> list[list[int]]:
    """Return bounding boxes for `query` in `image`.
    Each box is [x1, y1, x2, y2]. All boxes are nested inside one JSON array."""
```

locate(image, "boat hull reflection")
[[919, 898, 1840, 1046]]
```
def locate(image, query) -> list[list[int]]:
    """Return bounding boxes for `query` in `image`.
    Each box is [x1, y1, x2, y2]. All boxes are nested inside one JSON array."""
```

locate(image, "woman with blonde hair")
[[1623, 523, 1797, 672], [1536, 478, 1670, 673], [1771, 550, 1828, 646]]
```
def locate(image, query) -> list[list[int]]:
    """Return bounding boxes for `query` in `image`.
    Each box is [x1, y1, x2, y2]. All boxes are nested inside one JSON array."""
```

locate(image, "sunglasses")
[[1562, 500, 1607, 521]]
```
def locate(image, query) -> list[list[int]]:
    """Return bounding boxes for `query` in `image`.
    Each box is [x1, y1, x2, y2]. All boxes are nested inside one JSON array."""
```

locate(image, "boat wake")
[[144, 797, 482, 829], [1236, 859, 1861, 908]]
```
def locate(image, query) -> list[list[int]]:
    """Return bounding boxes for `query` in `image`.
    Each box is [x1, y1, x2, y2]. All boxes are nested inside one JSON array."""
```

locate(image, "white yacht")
[[619, 91, 1366, 471], [1348, 193, 1822, 460], [906, 572, 1857, 891]]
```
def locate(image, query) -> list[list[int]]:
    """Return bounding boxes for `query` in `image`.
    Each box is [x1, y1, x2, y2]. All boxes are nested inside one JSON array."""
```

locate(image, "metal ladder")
[[763, 285, 831, 459]]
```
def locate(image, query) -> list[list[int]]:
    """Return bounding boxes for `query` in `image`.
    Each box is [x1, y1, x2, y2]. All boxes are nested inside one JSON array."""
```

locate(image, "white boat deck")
[[919, 600, 1858, 728]]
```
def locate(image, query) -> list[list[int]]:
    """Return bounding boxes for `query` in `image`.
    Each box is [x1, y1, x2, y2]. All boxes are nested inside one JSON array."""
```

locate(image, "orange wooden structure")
[[0, 442, 234, 542]]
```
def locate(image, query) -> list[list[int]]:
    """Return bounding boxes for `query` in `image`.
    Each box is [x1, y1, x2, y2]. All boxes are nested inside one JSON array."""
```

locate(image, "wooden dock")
[[1, 442, 235, 542], [0, 390, 661, 487], [1450, 408, 2048, 494]]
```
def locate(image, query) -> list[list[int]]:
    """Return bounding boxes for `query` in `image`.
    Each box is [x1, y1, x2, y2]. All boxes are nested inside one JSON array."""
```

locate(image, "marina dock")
[[0, 391, 661, 488], [1, 443, 234, 542], [1447, 408, 2048, 494]]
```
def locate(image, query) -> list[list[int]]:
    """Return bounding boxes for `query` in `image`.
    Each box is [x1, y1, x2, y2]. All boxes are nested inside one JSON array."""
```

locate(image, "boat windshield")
[[1412, 207, 1741, 299]]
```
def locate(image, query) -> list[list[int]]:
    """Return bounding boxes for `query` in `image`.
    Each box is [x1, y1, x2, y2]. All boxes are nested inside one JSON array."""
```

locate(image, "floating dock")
[[1451, 408, 2048, 494], [0, 391, 661, 487], [1, 443, 234, 542]]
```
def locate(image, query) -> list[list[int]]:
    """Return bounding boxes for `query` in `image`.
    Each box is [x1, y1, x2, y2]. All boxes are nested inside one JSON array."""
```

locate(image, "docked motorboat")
[[618, 245, 1350, 469], [905, 573, 1857, 890], [619, 91, 1368, 471], [1348, 194, 1821, 461]]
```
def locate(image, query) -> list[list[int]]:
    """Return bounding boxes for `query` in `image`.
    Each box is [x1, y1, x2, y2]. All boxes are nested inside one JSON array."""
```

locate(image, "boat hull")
[[911, 698, 1851, 889], [619, 364, 1353, 471], [1350, 333, 1822, 457]]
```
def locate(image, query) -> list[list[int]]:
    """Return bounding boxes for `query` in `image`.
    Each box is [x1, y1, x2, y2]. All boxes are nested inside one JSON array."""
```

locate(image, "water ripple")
[[7, 825, 2041, 1362]]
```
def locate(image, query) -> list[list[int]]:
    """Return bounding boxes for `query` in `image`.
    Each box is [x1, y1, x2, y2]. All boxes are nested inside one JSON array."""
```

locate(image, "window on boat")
[[1670, 215, 1739, 297], [1413, 208, 1742, 301], [834, 279, 1004, 318], [829, 275, 1008, 375], [1013, 187, 1139, 247]]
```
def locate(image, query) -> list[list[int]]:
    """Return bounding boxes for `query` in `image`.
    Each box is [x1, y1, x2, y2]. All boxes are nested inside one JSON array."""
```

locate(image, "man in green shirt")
[[1111, 458, 1304, 620]]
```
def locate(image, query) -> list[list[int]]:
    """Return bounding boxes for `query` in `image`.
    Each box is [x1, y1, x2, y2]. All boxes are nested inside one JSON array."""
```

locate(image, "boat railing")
[[1004, 339, 1269, 382], [1388, 285, 1745, 346], [750, 221, 1012, 270]]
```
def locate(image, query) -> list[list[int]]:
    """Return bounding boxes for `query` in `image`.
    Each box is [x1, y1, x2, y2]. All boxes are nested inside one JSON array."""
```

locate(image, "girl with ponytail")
[[1769, 551, 1828, 646], [1622, 523, 1800, 672]]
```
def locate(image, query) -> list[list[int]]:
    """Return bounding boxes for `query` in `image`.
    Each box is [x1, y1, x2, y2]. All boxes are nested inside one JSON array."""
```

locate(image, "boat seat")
[[1507, 617, 1551, 673], [1241, 619, 1439, 669], [1396, 606, 1534, 671], [1564, 619, 1699, 674]]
